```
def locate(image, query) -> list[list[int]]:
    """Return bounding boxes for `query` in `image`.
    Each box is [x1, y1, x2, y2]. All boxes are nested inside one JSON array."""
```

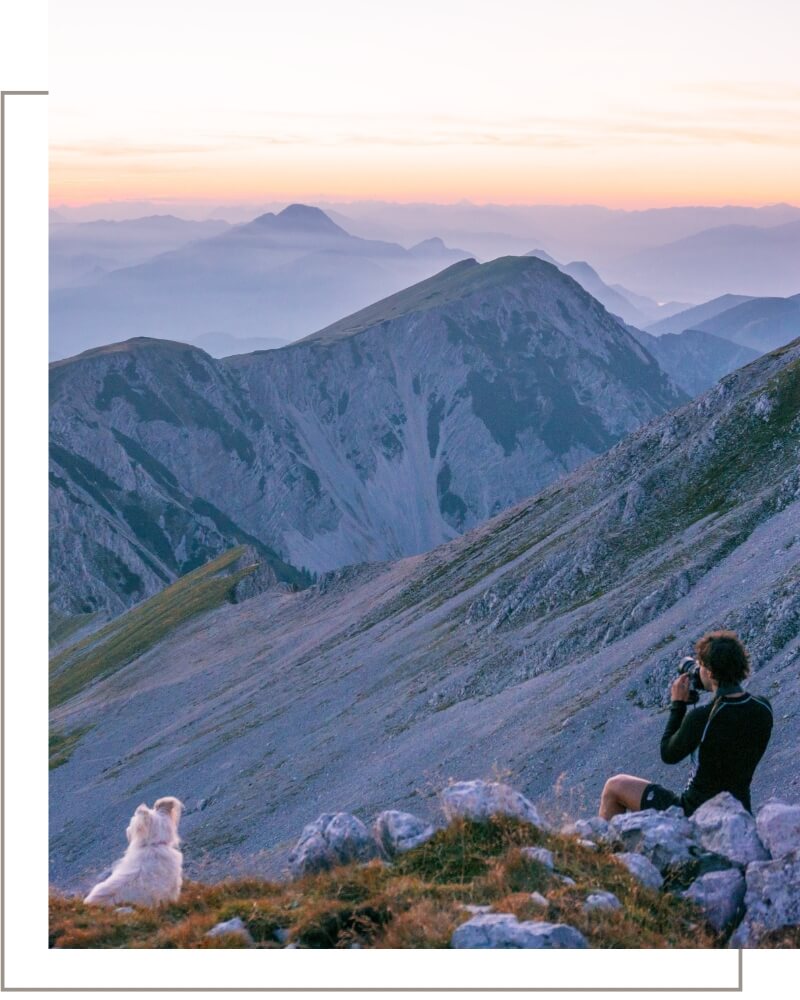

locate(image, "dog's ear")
[[127, 804, 153, 844], [154, 797, 183, 826]]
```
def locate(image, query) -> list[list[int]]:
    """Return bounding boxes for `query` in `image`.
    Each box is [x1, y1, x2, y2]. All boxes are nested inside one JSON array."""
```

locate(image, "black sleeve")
[[660, 702, 710, 764]]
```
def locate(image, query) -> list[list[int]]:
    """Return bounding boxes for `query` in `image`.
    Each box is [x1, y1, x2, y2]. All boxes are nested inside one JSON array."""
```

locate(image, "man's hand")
[[670, 673, 691, 703]]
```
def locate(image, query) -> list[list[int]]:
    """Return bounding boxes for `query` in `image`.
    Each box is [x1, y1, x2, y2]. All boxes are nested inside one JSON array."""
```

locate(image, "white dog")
[[84, 797, 184, 907]]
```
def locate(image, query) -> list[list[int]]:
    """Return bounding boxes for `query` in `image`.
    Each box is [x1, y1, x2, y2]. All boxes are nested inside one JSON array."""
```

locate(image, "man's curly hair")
[[695, 630, 750, 684]]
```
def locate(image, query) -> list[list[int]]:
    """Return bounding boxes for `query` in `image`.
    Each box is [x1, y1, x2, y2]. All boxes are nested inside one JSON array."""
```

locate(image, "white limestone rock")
[[288, 812, 381, 878], [683, 869, 745, 932], [756, 800, 800, 859], [441, 780, 542, 827], [451, 913, 587, 949], [373, 810, 435, 857], [691, 793, 768, 867], [608, 808, 698, 872], [520, 846, 555, 869], [562, 817, 610, 843], [613, 852, 664, 891], [205, 917, 254, 946], [730, 852, 800, 946], [583, 891, 622, 913]]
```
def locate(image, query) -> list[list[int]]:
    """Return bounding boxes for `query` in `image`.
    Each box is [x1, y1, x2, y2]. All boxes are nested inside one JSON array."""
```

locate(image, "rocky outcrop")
[[608, 808, 698, 872], [691, 793, 769, 866], [441, 780, 543, 827], [451, 914, 588, 949], [731, 853, 800, 947], [756, 801, 800, 859], [373, 810, 436, 857], [613, 853, 664, 891], [683, 870, 745, 932], [287, 813, 382, 878]]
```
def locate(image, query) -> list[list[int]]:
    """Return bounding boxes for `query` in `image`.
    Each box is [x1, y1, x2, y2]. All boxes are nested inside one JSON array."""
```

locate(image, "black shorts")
[[640, 782, 684, 812]]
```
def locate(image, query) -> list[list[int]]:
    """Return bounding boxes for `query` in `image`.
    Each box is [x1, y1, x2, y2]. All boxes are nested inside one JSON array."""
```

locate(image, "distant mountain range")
[[49, 256, 685, 617], [687, 295, 800, 353], [631, 328, 759, 398], [645, 295, 755, 336], [49, 335, 800, 886], [49, 205, 473, 360], [612, 222, 800, 302]]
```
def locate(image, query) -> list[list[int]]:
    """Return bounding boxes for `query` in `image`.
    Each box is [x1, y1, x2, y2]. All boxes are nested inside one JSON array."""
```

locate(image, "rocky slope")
[[50, 256, 684, 616], [49, 339, 800, 888]]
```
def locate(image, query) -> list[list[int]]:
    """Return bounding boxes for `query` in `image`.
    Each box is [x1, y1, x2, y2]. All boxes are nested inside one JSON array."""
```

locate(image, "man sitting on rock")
[[599, 630, 773, 819]]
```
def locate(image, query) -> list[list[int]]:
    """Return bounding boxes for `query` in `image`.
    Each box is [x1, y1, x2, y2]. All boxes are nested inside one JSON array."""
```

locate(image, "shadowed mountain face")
[[49, 339, 800, 887], [689, 295, 800, 353], [49, 257, 684, 616], [632, 328, 760, 397], [49, 205, 472, 360]]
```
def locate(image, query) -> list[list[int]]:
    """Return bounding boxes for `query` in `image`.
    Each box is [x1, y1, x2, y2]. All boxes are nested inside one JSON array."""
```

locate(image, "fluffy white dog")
[[84, 797, 184, 906]]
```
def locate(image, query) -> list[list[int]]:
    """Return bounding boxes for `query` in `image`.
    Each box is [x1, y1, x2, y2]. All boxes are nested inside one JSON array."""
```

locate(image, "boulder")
[[608, 808, 697, 872], [520, 846, 554, 870], [451, 913, 587, 949], [563, 817, 610, 843], [756, 800, 800, 859], [441, 780, 542, 827], [373, 810, 435, 857], [583, 891, 622, 913], [288, 812, 381, 878], [529, 892, 549, 909], [729, 852, 800, 947], [683, 869, 745, 932], [205, 917, 254, 946], [691, 793, 768, 866], [613, 852, 664, 891]]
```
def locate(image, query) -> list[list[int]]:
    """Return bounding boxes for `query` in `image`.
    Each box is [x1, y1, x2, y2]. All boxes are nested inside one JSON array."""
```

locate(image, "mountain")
[[49, 215, 231, 289], [645, 295, 754, 336], [631, 328, 759, 397], [49, 205, 474, 360], [49, 256, 684, 617], [49, 338, 800, 886], [690, 295, 800, 353], [612, 222, 800, 302], [526, 251, 687, 328]]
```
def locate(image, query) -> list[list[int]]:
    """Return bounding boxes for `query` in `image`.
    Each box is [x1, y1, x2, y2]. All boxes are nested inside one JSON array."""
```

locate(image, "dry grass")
[[51, 816, 800, 950]]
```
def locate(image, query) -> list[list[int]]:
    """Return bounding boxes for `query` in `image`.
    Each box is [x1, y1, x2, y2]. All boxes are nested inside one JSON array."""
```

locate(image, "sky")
[[49, 0, 800, 209]]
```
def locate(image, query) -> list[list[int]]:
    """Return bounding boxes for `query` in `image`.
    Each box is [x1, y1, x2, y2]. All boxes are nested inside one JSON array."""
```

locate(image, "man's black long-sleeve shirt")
[[660, 691, 773, 814]]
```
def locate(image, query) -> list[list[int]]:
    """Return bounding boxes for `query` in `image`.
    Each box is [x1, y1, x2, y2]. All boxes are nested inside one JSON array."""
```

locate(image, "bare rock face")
[[756, 800, 800, 859], [373, 810, 435, 858], [608, 808, 698, 872], [730, 853, 800, 947], [441, 780, 542, 827], [690, 793, 769, 867], [683, 869, 745, 932], [287, 812, 381, 878], [613, 852, 664, 892], [451, 913, 587, 949]]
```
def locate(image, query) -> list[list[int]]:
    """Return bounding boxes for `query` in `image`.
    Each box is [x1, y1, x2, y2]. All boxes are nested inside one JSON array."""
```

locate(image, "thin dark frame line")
[[0, 87, 743, 994]]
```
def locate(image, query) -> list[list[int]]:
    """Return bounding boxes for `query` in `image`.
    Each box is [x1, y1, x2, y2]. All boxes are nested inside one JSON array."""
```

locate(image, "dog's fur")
[[84, 797, 183, 907]]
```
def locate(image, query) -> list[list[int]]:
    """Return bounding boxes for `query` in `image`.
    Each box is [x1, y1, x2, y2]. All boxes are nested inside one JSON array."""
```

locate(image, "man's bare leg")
[[599, 774, 651, 820]]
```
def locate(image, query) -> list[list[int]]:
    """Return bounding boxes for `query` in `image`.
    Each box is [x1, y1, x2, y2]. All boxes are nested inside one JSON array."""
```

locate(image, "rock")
[[373, 810, 435, 857], [529, 892, 549, 908], [555, 874, 576, 886], [577, 839, 598, 851], [731, 852, 800, 946], [691, 793, 769, 866], [613, 852, 664, 891], [756, 800, 800, 859], [562, 817, 610, 843], [683, 869, 745, 932], [288, 812, 382, 878], [205, 917, 254, 945], [583, 891, 622, 913], [664, 851, 734, 893], [608, 808, 698, 872], [272, 928, 290, 944], [462, 904, 493, 915], [520, 846, 554, 869], [114, 906, 134, 915], [451, 913, 588, 949], [441, 780, 542, 827]]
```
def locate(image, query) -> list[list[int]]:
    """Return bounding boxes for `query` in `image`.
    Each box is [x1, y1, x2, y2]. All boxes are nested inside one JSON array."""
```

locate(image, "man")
[[599, 630, 773, 819]]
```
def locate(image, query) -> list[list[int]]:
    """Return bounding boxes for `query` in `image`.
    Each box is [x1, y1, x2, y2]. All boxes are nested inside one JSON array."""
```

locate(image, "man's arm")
[[660, 702, 709, 764]]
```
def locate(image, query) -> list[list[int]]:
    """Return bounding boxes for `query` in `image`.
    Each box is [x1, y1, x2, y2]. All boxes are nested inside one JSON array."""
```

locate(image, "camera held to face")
[[677, 656, 705, 704]]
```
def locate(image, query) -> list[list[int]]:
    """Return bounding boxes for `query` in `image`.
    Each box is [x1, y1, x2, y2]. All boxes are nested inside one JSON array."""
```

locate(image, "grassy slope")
[[50, 817, 726, 949], [49, 547, 257, 710]]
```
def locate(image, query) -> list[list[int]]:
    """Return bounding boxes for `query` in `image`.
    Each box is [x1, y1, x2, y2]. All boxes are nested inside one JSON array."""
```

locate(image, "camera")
[[677, 656, 705, 704]]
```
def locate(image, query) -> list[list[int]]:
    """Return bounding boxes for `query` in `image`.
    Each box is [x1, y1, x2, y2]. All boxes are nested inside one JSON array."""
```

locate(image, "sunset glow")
[[50, 0, 800, 208]]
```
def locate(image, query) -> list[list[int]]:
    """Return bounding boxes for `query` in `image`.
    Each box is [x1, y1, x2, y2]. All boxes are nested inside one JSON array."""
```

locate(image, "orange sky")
[[49, 1, 800, 209]]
